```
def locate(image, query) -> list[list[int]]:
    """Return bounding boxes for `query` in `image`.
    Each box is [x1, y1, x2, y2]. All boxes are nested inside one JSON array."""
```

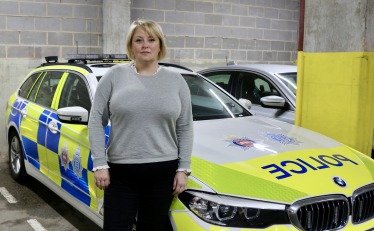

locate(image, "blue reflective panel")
[[58, 158, 90, 195], [87, 151, 93, 172], [22, 137, 39, 169], [37, 110, 51, 146], [46, 113, 61, 154], [61, 178, 91, 206]]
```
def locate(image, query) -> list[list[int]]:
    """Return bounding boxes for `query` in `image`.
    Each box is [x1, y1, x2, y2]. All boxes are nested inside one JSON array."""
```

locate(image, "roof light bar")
[[65, 54, 128, 61]]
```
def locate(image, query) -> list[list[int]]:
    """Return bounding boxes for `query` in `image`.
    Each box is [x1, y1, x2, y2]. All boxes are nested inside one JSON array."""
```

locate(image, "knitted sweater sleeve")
[[176, 75, 194, 169], [88, 68, 113, 169]]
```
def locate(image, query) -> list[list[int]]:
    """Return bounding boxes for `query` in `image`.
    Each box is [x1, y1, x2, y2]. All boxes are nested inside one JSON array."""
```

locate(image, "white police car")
[[5, 55, 374, 230]]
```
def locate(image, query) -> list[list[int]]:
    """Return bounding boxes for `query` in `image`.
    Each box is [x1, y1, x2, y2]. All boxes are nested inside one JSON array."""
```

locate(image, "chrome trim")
[[352, 183, 374, 224], [287, 195, 349, 231]]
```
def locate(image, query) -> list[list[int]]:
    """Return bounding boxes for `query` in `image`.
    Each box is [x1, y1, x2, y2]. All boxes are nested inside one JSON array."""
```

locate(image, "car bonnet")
[[189, 116, 374, 204]]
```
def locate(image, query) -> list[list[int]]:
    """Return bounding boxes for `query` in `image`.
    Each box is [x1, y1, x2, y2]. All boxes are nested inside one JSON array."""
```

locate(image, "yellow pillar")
[[296, 52, 374, 156]]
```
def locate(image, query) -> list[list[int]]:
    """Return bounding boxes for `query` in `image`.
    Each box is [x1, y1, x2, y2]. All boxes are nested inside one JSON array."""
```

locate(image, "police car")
[[5, 55, 374, 231]]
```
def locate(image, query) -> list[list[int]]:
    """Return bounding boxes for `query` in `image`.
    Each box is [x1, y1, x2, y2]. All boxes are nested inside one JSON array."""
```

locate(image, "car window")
[[201, 71, 235, 93], [19, 73, 43, 99], [237, 72, 281, 105], [28, 73, 46, 102], [59, 73, 91, 112], [34, 71, 64, 108], [276, 72, 297, 95], [182, 74, 251, 120]]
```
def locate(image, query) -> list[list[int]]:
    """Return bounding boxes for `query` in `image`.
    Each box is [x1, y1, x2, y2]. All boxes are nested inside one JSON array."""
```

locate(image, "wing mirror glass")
[[260, 96, 286, 109], [57, 106, 88, 124], [238, 98, 252, 110]]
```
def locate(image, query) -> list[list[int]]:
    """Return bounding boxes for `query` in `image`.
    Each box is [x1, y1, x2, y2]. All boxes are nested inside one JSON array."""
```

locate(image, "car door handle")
[[48, 121, 58, 134], [20, 108, 28, 117]]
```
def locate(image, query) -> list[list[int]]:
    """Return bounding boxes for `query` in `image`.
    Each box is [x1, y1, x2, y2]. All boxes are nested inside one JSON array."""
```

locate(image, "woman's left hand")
[[173, 171, 188, 195]]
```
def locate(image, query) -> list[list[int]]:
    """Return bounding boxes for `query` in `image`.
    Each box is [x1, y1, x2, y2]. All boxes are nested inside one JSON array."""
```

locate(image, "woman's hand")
[[173, 171, 188, 195], [94, 169, 110, 190]]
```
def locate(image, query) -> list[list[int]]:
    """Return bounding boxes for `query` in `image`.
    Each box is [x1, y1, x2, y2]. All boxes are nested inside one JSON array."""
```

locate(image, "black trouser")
[[103, 159, 178, 231]]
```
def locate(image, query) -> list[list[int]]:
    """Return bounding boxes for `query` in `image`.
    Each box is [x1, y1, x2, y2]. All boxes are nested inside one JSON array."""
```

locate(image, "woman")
[[88, 19, 193, 231]]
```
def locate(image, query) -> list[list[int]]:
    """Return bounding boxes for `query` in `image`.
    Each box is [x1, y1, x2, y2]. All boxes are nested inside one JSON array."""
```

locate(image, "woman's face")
[[131, 27, 161, 64]]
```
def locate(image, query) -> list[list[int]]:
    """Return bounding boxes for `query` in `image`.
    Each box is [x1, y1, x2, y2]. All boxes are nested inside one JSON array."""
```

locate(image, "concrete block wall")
[[0, 0, 103, 157], [0, 0, 103, 60], [131, 0, 299, 70]]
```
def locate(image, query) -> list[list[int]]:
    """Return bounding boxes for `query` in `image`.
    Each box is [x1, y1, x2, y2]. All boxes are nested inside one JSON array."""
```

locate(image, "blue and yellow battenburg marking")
[[262, 154, 359, 180], [223, 134, 269, 151], [259, 130, 302, 145], [6, 69, 109, 213]]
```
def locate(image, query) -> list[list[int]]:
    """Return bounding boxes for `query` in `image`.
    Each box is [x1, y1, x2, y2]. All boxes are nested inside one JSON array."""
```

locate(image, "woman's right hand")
[[94, 169, 110, 190]]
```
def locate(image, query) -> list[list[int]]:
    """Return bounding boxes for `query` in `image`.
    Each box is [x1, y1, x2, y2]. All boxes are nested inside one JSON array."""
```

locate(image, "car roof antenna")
[[76, 41, 78, 54], [226, 56, 227, 65]]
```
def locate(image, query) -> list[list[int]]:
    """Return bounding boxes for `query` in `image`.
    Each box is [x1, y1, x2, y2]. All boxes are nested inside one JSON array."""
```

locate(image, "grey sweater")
[[88, 64, 193, 169]]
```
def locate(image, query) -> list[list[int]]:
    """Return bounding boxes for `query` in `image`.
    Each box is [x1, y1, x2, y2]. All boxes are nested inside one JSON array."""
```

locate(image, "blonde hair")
[[126, 19, 167, 61]]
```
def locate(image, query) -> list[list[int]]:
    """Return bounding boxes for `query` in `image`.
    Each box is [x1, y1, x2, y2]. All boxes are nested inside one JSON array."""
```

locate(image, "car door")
[[45, 71, 102, 211], [200, 71, 237, 95], [18, 71, 55, 176], [235, 71, 295, 124]]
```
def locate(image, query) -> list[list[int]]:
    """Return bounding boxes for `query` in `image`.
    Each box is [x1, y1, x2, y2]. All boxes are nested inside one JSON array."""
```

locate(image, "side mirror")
[[260, 96, 286, 109], [57, 106, 88, 124], [238, 98, 252, 109]]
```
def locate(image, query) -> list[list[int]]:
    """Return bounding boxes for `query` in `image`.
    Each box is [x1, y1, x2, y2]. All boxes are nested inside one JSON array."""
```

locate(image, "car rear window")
[[19, 73, 43, 98]]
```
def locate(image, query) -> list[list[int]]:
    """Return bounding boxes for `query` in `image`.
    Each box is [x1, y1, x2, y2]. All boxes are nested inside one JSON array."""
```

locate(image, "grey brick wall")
[[0, 0, 102, 59], [131, 0, 299, 68]]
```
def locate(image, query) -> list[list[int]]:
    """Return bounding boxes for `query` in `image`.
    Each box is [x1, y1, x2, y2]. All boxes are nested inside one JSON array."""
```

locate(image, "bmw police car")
[[5, 54, 374, 231]]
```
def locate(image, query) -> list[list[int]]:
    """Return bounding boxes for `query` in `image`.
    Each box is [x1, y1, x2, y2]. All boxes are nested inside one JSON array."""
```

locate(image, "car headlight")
[[179, 191, 290, 228]]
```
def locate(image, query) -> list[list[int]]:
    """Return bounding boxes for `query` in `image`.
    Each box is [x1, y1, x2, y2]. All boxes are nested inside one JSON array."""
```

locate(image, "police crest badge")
[[59, 140, 70, 171], [72, 144, 83, 178], [223, 134, 269, 151]]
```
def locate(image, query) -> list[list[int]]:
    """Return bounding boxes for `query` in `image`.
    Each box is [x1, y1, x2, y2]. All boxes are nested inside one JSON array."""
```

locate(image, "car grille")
[[352, 184, 374, 224], [287, 195, 349, 231]]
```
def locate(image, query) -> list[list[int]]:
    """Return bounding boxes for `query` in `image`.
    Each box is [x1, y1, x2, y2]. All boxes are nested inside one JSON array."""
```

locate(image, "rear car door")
[[18, 71, 63, 176], [45, 71, 102, 212]]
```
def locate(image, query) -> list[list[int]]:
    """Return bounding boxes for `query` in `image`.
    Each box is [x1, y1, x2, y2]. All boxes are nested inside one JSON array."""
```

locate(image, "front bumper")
[[170, 211, 374, 231]]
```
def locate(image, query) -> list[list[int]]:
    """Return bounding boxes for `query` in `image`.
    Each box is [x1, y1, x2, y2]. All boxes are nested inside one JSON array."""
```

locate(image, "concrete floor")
[[0, 156, 102, 231]]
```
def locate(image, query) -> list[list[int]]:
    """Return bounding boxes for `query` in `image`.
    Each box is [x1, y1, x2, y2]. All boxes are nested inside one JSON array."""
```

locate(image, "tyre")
[[8, 131, 28, 182]]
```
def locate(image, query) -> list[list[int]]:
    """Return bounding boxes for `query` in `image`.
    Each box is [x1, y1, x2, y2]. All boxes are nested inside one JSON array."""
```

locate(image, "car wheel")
[[8, 132, 28, 182]]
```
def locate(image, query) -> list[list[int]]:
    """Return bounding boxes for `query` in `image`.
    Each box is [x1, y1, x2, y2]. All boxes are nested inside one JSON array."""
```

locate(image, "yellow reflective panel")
[[37, 144, 48, 176], [68, 66, 89, 75], [172, 213, 205, 231], [186, 178, 203, 189], [60, 123, 89, 147], [20, 104, 43, 143], [5, 94, 17, 127], [33, 66, 71, 73], [170, 195, 186, 211], [222, 146, 372, 198], [47, 148, 62, 186], [191, 156, 307, 203], [97, 185, 104, 201], [88, 171, 98, 211], [51, 73, 68, 110], [210, 226, 229, 231]]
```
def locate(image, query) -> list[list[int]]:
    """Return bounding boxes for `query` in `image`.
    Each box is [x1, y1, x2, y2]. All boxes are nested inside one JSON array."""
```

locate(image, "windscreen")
[[275, 72, 297, 95], [182, 74, 251, 121], [96, 73, 252, 121]]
